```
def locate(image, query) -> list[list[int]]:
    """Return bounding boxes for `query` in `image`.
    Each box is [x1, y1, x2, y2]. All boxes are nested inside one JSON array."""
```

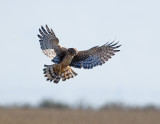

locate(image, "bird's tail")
[[43, 64, 77, 83]]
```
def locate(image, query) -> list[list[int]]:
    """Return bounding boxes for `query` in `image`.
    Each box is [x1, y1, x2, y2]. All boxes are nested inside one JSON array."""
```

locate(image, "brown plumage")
[[38, 25, 121, 83]]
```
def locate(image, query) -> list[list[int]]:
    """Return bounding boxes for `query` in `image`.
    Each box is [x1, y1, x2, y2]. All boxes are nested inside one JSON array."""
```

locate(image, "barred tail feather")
[[43, 64, 77, 83], [61, 69, 74, 81]]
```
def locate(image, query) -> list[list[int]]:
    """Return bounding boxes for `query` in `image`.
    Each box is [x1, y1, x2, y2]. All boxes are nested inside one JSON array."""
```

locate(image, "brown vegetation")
[[0, 108, 160, 124]]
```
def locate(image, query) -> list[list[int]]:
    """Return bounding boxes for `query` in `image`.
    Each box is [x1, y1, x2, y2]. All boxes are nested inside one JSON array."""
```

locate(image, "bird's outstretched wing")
[[38, 25, 67, 63], [70, 42, 121, 69]]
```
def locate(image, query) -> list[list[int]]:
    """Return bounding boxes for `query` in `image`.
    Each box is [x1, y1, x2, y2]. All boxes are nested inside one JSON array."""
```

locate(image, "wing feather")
[[37, 25, 67, 63], [70, 41, 121, 69]]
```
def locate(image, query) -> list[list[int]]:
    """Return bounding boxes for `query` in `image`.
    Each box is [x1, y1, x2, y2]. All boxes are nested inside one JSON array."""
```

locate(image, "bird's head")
[[68, 48, 78, 56]]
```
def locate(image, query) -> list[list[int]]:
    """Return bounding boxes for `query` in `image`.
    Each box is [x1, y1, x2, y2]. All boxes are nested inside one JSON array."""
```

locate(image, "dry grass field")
[[0, 108, 160, 124]]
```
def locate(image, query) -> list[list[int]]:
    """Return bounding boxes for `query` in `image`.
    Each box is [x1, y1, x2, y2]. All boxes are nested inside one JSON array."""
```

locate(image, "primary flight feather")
[[38, 25, 121, 83]]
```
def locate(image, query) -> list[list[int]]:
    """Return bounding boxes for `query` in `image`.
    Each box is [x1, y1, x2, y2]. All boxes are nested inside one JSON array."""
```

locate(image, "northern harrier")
[[38, 25, 121, 83]]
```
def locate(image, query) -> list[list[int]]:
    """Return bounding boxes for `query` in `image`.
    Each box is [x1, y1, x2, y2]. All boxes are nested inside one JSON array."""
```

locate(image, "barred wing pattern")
[[38, 25, 66, 61], [70, 42, 121, 69]]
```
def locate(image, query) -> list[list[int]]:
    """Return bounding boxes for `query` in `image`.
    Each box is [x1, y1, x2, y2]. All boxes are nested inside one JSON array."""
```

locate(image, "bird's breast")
[[60, 53, 74, 68]]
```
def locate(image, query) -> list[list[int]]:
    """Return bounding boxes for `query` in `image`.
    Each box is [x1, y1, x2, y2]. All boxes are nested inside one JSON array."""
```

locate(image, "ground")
[[0, 108, 160, 124]]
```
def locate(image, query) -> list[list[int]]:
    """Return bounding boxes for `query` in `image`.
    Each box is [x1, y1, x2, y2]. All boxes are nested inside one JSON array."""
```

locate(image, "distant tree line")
[[38, 99, 69, 109], [0, 99, 160, 110]]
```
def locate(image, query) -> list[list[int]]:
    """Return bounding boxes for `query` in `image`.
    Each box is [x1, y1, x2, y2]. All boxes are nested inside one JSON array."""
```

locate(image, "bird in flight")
[[38, 25, 121, 83]]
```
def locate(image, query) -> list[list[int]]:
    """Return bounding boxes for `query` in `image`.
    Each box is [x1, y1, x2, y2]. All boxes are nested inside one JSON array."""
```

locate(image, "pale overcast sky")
[[0, 0, 160, 107]]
